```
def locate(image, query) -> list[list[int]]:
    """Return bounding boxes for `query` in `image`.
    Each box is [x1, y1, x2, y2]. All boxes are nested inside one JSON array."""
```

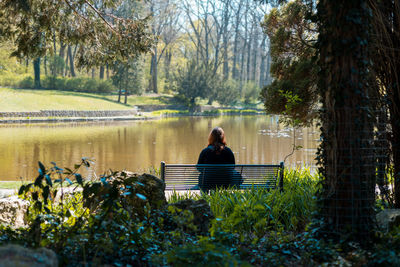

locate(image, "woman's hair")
[[208, 127, 227, 153]]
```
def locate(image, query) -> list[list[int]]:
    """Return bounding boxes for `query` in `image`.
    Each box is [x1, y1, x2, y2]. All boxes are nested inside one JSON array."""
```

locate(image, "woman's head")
[[208, 127, 227, 152]]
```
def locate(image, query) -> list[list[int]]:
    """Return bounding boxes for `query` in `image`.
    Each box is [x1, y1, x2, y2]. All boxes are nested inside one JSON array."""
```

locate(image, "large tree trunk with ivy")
[[317, 0, 375, 238]]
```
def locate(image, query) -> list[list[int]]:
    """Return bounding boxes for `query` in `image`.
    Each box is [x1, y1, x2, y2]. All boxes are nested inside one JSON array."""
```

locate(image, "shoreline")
[[0, 109, 264, 124]]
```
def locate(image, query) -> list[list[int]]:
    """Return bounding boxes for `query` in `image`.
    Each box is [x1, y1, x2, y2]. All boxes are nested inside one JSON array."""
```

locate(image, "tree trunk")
[[59, 43, 66, 76], [164, 50, 172, 82], [265, 48, 271, 85], [118, 86, 122, 103], [246, 24, 253, 82], [252, 23, 259, 82], [33, 57, 41, 88], [221, 0, 230, 80], [232, 0, 243, 80], [259, 36, 267, 87], [64, 48, 69, 77], [317, 0, 375, 239], [68, 45, 76, 77], [99, 66, 105, 79], [149, 51, 158, 93], [44, 56, 47, 76], [124, 87, 128, 104], [153, 48, 158, 93], [91, 68, 95, 79]]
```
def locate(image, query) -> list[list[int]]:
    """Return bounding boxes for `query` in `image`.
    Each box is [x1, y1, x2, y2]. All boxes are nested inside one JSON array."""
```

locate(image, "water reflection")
[[0, 116, 320, 181]]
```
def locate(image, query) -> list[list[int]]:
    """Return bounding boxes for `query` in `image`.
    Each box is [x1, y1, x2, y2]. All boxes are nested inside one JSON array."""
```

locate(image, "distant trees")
[[146, 0, 181, 94], [0, 0, 272, 107], [180, 0, 269, 88], [112, 59, 144, 104]]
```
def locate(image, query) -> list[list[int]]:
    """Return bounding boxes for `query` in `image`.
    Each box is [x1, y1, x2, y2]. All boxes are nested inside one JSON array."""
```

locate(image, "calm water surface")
[[0, 116, 320, 181]]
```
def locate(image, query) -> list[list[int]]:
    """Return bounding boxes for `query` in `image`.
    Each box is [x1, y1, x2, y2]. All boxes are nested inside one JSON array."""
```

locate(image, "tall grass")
[[168, 168, 320, 237]]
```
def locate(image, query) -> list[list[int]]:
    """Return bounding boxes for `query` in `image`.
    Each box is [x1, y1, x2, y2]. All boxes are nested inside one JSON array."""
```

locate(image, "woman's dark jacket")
[[197, 145, 237, 190]]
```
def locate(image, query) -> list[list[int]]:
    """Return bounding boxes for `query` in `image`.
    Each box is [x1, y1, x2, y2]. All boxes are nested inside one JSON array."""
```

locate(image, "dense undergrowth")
[[0, 161, 399, 266]]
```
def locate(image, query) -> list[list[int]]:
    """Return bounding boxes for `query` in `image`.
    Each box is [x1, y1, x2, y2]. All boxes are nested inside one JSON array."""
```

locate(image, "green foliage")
[[215, 79, 241, 106], [173, 61, 216, 110], [155, 236, 248, 267], [48, 55, 65, 76], [260, 0, 318, 126], [112, 59, 144, 95], [18, 76, 34, 89], [12, 160, 168, 265], [0, 73, 30, 87], [242, 81, 260, 104], [40, 76, 116, 93], [0, 164, 400, 266], [0, 0, 154, 68], [167, 168, 319, 241]]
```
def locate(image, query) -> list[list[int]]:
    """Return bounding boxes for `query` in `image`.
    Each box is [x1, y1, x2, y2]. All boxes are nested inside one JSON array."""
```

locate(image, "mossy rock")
[[376, 209, 400, 231]]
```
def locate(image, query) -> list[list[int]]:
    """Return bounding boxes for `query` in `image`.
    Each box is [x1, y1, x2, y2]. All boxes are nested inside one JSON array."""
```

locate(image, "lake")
[[0, 116, 320, 181]]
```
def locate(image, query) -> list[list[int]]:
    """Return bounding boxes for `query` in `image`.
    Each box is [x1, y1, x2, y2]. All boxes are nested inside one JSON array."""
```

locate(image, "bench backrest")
[[161, 162, 284, 191]]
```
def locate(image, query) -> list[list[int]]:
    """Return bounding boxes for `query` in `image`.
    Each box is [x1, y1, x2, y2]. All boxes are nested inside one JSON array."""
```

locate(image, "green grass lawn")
[[0, 88, 132, 111], [0, 88, 176, 112], [0, 87, 260, 112], [105, 94, 174, 106], [0, 181, 23, 189]]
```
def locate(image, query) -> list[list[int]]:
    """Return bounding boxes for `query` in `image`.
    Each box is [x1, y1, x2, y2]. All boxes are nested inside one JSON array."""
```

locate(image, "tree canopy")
[[260, 0, 317, 126], [0, 0, 154, 67]]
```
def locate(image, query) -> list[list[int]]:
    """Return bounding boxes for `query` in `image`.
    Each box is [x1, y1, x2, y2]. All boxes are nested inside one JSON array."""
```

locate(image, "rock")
[[0, 196, 28, 228], [0, 244, 58, 267], [376, 209, 400, 231], [0, 189, 15, 199], [91, 172, 166, 218], [135, 173, 166, 208], [168, 199, 214, 234]]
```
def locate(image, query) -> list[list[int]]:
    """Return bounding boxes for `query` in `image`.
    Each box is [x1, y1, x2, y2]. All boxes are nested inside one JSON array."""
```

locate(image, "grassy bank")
[[0, 88, 262, 113], [0, 181, 22, 189], [0, 87, 134, 112]]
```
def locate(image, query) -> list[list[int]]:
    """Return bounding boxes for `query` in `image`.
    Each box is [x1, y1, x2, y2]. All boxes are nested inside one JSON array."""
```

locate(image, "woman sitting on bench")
[[197, 127, 236, 191]]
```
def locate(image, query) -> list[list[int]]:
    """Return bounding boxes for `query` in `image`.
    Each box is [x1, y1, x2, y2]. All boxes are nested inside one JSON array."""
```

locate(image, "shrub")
[[42, 76, 67, 90], [48, 55, 65, 76], [215, 79, 241, 106], [64, 77, 85, 91], [96, 79, 115, 94], [82, 78, 98, 92], [242, 81, 260, 104], [154, 237, 246, 266], [18, 76, 34, 89], [0, 73, 30, 87]]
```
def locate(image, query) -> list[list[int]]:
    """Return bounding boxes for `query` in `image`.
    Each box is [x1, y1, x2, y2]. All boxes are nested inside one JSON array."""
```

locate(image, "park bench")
[[160, 161, 284, 191]]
